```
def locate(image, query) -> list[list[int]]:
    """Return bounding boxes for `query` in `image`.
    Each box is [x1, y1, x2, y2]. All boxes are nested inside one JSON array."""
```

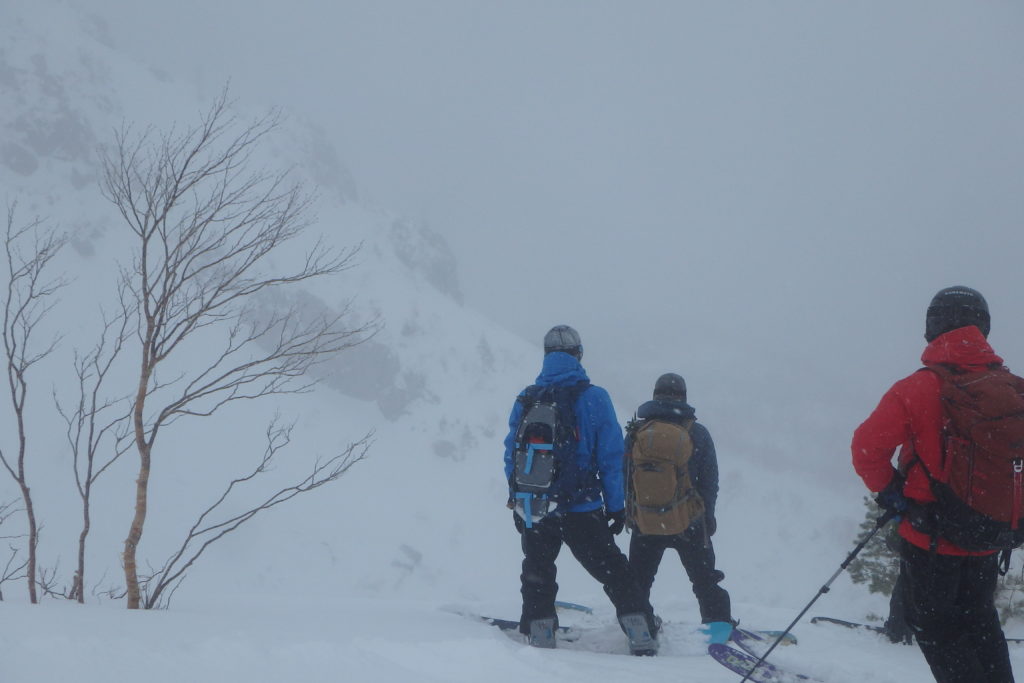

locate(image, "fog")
[[69, 0, 1024, 444]]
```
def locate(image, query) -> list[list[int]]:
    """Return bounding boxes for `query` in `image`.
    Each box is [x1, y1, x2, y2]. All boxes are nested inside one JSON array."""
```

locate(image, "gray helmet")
[[653, 373, 686, 401], [543, 325, 583, 359], [925, 286, 990, 342]]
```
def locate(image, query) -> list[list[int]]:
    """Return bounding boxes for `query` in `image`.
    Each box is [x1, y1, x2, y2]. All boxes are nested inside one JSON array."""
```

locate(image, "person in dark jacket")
[[624, 372, 734, 644], [504, 325, 657, 654], [853, 286, 1015, 682]]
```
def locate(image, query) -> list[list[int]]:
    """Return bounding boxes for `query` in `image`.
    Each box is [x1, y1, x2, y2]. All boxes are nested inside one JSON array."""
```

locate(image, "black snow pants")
[[519, 509, 653, 633], [628, 522, 732, 624], [900, 540, 1015, 683]]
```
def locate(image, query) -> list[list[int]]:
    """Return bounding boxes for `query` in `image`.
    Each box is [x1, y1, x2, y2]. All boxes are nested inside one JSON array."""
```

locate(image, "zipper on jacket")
[[1012, 458, 1023, 530]]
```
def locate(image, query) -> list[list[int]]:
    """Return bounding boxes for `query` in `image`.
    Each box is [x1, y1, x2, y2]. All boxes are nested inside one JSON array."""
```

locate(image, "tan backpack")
[[626, 418, 704, 535]]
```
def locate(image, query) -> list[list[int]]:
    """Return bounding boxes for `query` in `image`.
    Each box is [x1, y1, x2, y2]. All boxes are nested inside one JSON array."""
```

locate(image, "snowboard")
[[554, 600, 593, 614], [472, 615, 581, 641]]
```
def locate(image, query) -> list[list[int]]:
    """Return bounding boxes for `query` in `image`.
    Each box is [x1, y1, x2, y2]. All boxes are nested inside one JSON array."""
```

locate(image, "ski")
[[708, 643, 819, 682], [810, 616, 889, 635], [731, 627, 797, 656], [810, 615, 1024, 644]]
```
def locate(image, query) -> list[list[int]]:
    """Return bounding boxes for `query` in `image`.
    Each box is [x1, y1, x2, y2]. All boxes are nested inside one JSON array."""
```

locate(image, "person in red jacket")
[[852, 286, 1015, 683]]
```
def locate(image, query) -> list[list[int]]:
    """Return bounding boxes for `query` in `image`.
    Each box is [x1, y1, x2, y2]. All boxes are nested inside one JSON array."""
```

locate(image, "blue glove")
[[876, 470, 908, 514]]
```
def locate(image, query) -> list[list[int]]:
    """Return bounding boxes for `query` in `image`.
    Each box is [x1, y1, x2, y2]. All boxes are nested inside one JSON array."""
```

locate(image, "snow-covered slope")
[[1, 2, 1023, 682], [0, 0, 535, 607]]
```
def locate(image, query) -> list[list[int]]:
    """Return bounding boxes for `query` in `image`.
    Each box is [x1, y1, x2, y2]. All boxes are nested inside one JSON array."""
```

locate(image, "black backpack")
[[510, 381, 590, 528]]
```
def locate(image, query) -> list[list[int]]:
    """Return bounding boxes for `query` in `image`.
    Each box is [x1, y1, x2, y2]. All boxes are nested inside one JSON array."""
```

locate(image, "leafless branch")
[[101, 87, 376, 608], [0, 544, 28, 601], [37, 560, 66, 600], [142, 419, 371, 609], [53, 291, 135, 602], [0, 203, 68, 603]]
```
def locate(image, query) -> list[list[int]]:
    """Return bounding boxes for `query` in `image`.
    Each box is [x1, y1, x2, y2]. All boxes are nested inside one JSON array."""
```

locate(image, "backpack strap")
[[899, 367, 947, 549], [559, 379, 593, 488], [517, 384, 542, 407]]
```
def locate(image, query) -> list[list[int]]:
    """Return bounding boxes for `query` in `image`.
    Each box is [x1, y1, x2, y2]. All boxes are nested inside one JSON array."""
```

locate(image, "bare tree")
[[139, 418, 371, 609], [54, 301, 135, 603], [0, 204, 68, 603], [100, 89, 375, 609]]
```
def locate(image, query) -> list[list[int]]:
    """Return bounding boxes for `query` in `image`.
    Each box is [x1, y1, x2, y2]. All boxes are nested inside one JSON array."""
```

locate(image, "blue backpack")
[[510, 381, 590, 528]]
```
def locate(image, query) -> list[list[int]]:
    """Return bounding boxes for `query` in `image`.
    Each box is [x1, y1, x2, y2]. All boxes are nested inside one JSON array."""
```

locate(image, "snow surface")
[[0, 1, 1022, 682], [2, 595, 988, 683]]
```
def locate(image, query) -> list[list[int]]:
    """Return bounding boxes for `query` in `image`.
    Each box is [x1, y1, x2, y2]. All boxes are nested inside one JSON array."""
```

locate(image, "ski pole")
[[738, 509, 898, 683]]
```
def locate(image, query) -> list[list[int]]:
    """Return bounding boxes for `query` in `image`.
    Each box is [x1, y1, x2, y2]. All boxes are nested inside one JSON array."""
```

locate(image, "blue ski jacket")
[[503, 352, 626, 513], [627, 399, 719, 520]]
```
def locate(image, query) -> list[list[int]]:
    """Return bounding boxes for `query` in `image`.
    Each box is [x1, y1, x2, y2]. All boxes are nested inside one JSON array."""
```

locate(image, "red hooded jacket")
[[852, 326, 1004, 555]]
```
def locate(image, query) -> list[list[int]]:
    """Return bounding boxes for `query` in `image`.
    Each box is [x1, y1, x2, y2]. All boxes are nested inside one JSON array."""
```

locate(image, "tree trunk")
[[124, 360, 152, 609], [71, 490, 91, 603], [19, 481, 36, 604], [124, 444, 150, 609]]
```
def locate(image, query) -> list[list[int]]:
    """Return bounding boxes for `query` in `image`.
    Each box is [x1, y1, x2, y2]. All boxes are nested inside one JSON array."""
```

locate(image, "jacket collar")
[[636, 398, 696, 422], [535, 351, 590, 387], [921, 325, 1002, 369]]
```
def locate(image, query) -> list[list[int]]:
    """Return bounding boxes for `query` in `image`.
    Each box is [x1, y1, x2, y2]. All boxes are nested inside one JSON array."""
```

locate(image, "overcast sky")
[[70, 1, 1024, 419]]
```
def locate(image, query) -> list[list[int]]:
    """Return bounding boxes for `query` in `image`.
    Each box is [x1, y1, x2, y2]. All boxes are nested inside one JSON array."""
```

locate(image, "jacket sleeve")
[[852, 381, 911, 492], [689, 423, 719, 519], [622, 425, 636, 508], [585, 387, 626, 512]]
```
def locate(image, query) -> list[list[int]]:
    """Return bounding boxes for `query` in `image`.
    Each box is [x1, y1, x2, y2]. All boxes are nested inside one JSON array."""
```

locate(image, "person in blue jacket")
[[624, 373, 734, 643], [504, 325, 657, 654]]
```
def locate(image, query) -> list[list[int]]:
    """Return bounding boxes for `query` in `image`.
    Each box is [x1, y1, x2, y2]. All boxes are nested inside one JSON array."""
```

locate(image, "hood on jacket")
[[636, 398, 696, 422], [921, 325, 1003, 369], [535, 351, 591, 387]]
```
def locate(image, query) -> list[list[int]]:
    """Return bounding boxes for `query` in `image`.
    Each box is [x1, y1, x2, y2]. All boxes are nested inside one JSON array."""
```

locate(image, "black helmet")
[[543, 325, 583, 359], [653, 373, 687, 402], [925, 286, 990, 342]]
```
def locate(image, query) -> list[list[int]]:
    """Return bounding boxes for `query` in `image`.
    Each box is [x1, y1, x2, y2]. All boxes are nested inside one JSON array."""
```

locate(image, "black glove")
[[606, 509, 625, 535], [513, 510, 525, 534], [876, 469, 908, 514], [704, 515, 717, 537]]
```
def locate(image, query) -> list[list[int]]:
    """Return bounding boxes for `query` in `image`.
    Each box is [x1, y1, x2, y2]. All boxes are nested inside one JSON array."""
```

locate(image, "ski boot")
[[527, 617, 557, 649], [619, 612, 659, 656], [700, 620, 735, 645]]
